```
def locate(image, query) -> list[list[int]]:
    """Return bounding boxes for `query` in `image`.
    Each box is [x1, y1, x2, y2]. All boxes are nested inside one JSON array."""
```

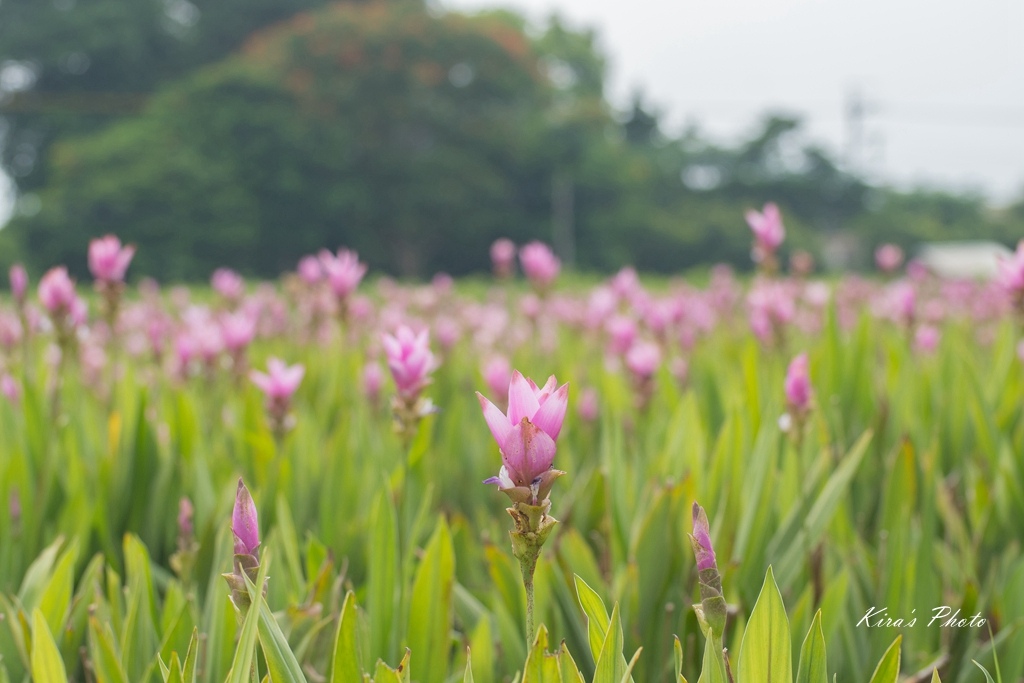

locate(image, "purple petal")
[[232, 479, 259, 555]]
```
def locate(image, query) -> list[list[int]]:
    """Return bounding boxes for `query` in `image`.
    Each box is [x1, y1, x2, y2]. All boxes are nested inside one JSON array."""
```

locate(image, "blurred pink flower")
[[996, 241, 1024, 297], [88, 235, 135, 283], [784, 353, 812, 414], [875, 244, 904, 273], [479, 370, 568, 503], [519, 241, 560, 290], [382, 325, 436, 400], [38, 267, 78, 316], [914, 325, 940, 354], [212, 269, 245, 301], [745, 202, 785, 256], [362, 361, 384, 404], [490, 238, 516, 278], [319, 248, 367, 300], [482, 355, 512, 400], [220, 311, 257, 353], [577, 387, 599, 422], [625, 341, 661, 379], [1, 374, 18, 404], [297, 255, 323, 284], [9, 264, 27, 303], [251, 357, 305, 402]]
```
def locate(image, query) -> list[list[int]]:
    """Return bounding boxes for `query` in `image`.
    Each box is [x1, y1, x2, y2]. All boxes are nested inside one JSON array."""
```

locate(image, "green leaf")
[[592, 602, 625, 683], [406, 519, 455, 683], [867, 636, 901, 683], [522, 624, 561, 683], [226, 558, 270, 683], [573, 574, 611, 663], [367, 491, 398, 664], [795, 610, 827, 683], [371, 649, 411, 683], [31, 609, 67, 683], [88, 617, 129, 683], [972, 660, 996, 683], [930, 670, 941, 683], [243, 567, 308, 683], [737, 566, 792, 683], [463, 649, 474, 683], [331, 591, 363, 683], [558, 642, 585, 683], [695, 631, 726, 683]]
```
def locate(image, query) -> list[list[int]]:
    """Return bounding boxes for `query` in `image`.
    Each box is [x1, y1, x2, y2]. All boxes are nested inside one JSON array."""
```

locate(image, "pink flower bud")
[[1, 374, 18, 404], [690, 502, 717, 571], [231, 479, 259, 557], [88, 234, 135, 283]]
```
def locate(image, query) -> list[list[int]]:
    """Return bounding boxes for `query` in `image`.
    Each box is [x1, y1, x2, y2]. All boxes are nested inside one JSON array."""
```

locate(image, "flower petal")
[[477, 392, 512, 450], [507, 370, 540, 425], [531, 382, 568, 441]]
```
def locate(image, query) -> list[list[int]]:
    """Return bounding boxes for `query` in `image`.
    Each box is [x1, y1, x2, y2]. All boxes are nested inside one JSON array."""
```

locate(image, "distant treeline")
[[1, 0, 1022, 280]]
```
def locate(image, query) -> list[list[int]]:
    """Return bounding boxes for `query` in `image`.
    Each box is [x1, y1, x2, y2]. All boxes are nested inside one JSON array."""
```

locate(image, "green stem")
[[519, 551, 537, 645]]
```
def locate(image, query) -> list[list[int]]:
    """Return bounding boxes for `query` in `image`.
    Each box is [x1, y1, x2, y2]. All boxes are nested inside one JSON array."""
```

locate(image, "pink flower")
[[318, 248, 367, 299], [1, 374, 18, 404], [88, 235, 135, 283], [996, 241, 1024, 297], [482, 355, 512, 400], [9, 265, 27, 303], [382, 325, 436, 400], [577, 387, 599, 422], [625, 341, 661, 379], [784, 352, 812, 414], [297, 255, 323, 284], [745, 202, 785, 255], [212, 269, 245, 301], [220, 311, 257, 353], [38, 267, 78, 315], [478, 370, 568, 503], [362, 361, 384, 403], [875, 244, 904, 273], [519, 242, 560, 290], [914, 325, 940, 354], [490, 238, 516, 277], [250, 357, 305, 402]]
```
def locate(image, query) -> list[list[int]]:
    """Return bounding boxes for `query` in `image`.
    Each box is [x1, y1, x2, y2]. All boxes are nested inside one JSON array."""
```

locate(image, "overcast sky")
[[444, 0, 1024, 204]]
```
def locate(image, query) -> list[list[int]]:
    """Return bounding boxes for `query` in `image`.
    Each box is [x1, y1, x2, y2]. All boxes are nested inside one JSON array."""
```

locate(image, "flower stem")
[[519, 550, 537, 645]]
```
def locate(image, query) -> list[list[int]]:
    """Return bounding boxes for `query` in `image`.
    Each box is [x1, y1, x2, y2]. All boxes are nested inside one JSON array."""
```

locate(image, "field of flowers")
[[0, 215, 1023, 682]]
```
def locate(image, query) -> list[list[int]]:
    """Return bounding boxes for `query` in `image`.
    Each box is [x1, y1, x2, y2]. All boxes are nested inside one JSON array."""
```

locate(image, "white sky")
[[444, 0, 1024, 204]]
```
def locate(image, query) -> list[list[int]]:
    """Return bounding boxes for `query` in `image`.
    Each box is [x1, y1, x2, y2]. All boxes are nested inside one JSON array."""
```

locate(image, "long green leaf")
[[737, 566, 792, 683]]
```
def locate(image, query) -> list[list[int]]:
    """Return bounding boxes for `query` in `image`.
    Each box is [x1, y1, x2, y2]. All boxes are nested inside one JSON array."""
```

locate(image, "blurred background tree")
[[2, 0, 1021, 280]]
